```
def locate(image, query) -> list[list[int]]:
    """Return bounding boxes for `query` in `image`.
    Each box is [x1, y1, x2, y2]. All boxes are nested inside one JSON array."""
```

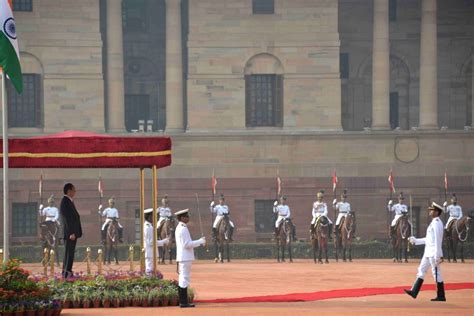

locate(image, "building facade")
[[1, 0, 473, 245]]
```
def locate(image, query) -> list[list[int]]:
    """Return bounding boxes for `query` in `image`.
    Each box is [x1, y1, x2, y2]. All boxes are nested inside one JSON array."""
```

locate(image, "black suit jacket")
[[60, 196, 83, 240]]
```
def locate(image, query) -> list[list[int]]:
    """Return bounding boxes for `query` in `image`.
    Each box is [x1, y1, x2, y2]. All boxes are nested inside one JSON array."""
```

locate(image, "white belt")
[[46, 217, 56, 220]]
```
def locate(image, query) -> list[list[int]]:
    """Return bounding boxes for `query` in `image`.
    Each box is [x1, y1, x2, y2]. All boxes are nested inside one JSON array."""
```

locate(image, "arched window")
[[7, 53, 43, 128], [244, 54, 284, 127]]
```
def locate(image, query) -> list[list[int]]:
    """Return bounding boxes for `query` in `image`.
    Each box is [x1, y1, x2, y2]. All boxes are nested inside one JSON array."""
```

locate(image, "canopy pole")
[[139, 168, 145, 272], [2, 71, 10, 263], [152, 165, 158, 275]]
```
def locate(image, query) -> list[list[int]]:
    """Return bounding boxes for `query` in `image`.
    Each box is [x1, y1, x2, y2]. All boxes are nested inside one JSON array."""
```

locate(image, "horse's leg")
[[334, 236, 339, 262], [460, 241, 464, 263], [226, 241, 230, 262], [214, 241, 219, 263], [220, 243, 224, 263], [404, 239, 408, 263], [115, 246, 119, 265], [169, 245, 173, 264], [312, 240, 317, 263], [325, 239, 329, 263], [453, 239, 458, 263], [348, 242, 352, 262], [281, 240, 285, 262], [445, 237, 451, 262], [342, 240, 346, 262], [289, 241, 293, 263]]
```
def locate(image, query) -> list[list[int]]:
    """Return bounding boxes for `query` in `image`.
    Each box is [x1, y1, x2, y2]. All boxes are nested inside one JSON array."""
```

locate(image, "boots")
[[101, 229, 106, 244], [404, 278, 424, 299], [274, 227, 279, 239], [118, 227, 123, 243], [431, 282, 446, 302], [179, 287, 195, 308], [212, 227, 217, 241], [335, 225, 340, 240], [328, 223, 333, 240], [228, 226, 234, 242]]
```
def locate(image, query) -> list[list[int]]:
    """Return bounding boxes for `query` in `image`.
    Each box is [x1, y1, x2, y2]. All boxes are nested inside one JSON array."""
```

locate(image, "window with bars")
[[125, 94, 151, 131], [389, 0, 397, 21], [135, 209, 141, 244], [255, 200, 275, 233], [13, 0, 33, 11], [12, 203, 38, 237], [253, 0, 274, 14], [7, 74, 42, 128], [340, 53, 349, 79], [245, 75, 283, 127], [122, 0, 148, 32]]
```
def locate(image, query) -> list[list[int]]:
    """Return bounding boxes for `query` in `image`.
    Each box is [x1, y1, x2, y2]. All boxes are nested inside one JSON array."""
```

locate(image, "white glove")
[[388, 200, 393, 206], [162, 238, 170, 245], [98, 204, 103, 211], [39, 204, 44, 211], [273, 201, 278, 206], [210, 201, 215, 207], [333, 199, 337, 206], [443, 201, 448, 207], [199, 237, 206, 246], [408, 236, 416, 245]]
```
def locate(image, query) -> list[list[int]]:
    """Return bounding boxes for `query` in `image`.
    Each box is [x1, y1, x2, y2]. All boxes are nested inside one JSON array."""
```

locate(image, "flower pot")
[[112, 299, 121, 308], [122, 299, 130, 307], [82, 300, 91, 308], [92, 299, 101, 308], [72, 301, 81, 309], [131, 298, 140, 307], [45, 310, 53, 316], [170, 297, 179, 306], [36, 309, 46, 316], [160, 298, 168, 307], [52, 308, 62, 316], [102, 300, 110, 308], [25, 310, 36, 316], [152, 298, 160, 307], [61, 300, 71, 309], [2, 312, 13, 316], [14, 311, 23, 316], [141, 299, 149, 307]]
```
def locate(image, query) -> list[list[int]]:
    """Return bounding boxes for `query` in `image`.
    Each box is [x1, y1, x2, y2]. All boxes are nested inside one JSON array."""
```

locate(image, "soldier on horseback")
[[210, 194, 234, 241], [443, 193, 462, 236], [388, 192, 408, 238], [273, 196, 296, 241], [333, 189, 352, 240], [158, 195, 173, 237], [311, 190, 333, 240], [100, 197, 123, 244], [40, 194, 60, 229]]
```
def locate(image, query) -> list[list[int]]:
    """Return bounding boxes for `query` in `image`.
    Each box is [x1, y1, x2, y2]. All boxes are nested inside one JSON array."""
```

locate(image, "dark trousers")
[[62, 238, 77, 278]]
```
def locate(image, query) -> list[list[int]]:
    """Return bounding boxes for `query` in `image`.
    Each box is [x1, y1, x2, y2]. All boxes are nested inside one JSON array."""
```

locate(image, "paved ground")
[[24, 259, 474, 315]]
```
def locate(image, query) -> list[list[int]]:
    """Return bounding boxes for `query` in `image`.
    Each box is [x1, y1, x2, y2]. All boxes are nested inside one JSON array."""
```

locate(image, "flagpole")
[[2, 70, 10, 262]]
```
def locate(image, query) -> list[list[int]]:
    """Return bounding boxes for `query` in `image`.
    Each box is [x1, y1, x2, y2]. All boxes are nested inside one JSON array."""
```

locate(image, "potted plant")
[[81, 292, 91, 308], [34, 300, 48, 316], [111, 291, 121, 308], [61, 292, 71, 309], [1, 302, 16, 316], [51, 300, 62, 316], [148, 289, 160, 307], [121, 290, 131, 307], [187, 288, 195, 304], [140, 291, 149, 307], [13, 302, 25, 316], [101, 291, 111, 308], [23, 301, 36, 316], [90, 291, 101, 308], [131, 289, 141, 307], [70, 291, 81, 309], [157, 290, 167, 307]]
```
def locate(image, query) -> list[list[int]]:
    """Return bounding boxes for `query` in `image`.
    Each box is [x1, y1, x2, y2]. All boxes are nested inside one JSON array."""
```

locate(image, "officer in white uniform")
[[333, 189, 351, 238], [99, 197, 123, 243], [405, 202, 446, 302], [157, 195, 172, 235], [311, 190, 333, 239], [388, 192, 408, 237], [210, 194, 234, 241], [273, 196, 296, 241], [40, 195, 60, 225], [443, 193, 462, 230], [143, 208, 169, 276], [175, 209, 206, 308]]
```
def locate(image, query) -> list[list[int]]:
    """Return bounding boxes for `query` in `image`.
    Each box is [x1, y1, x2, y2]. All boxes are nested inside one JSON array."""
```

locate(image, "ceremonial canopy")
[[0, 130, 172, 169]]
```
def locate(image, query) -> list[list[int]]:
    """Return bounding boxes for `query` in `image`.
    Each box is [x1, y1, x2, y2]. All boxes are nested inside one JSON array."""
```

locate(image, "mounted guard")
[[210, 194, 234, 241], [443, 193, 463, 235], [100, 197, 124, 244], [40, 194, 60, 229], [388, 192, 409, 238], [311, 190, 333, 240], [273, 195, 296, 241], [158, 195, 173, 236], [333, 189, 353, 240]]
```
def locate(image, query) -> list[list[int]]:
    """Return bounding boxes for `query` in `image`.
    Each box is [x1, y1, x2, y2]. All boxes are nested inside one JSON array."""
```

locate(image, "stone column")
[[419, 0, 438, 129], [371, 0, 390, 130], [106, 0, 125, 132], [165, 0, 184, 133]]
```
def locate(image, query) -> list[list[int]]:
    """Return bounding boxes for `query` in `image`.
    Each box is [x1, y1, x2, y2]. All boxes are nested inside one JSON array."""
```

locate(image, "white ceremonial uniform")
[[334, 202, 351, 225], [274, 204, 291, 228], [158, 206, 172, 227], [175, 222, 205, 288], [211, 204, 234, 228], [41, 206, 59, 223], [444, 204, 462, 229], [144, 221, 169, 275], [410, 217, 444, 282], [312, 201, 332, 224], [101, 207, 123, 229], [389, 203, 408, 226]]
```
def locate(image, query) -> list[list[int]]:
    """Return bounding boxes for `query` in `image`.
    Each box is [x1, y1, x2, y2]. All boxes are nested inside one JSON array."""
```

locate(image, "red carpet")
[[196, 282, 474, 303]]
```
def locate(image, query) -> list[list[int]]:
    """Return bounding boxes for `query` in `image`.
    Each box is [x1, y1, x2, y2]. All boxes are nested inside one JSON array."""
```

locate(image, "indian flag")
[[0, 0, 22, 93]]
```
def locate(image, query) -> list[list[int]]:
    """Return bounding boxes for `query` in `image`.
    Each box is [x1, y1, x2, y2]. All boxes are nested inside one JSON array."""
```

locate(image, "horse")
[[158, 216, 177, 264], [39, 221, 60, 267], [215, 214, 232, 263], [445, 216, 471, 263], [391, 214, 411, 263], [276, 218, 293, 263], [311, 216, 329, 264], [104, 219, 119, 265], [334, 212, 356, 262]]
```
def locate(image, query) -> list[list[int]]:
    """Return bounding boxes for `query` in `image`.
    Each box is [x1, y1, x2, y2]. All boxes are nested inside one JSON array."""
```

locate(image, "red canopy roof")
[[1, 131, 172, 169]]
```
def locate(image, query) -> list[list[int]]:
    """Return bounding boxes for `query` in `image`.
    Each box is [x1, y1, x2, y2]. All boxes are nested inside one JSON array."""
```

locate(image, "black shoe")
[[431, 282, 446, 302], [179, 287, 195, 308], [404, 278, 424, 299]]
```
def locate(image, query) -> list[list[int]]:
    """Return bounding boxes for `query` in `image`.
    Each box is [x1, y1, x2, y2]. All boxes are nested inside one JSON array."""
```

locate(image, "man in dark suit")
[[60, 183, 82, 278]]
